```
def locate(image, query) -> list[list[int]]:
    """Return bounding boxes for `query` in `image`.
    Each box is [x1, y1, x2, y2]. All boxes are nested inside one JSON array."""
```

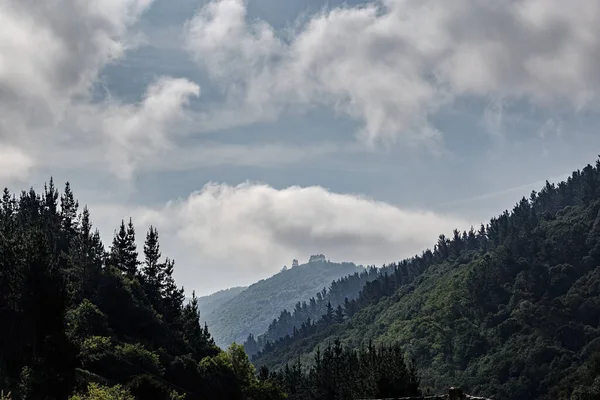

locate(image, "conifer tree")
[[69, 206, 104, 300], [143, 226, 161, 291], [43, 177, 59, 218], [110, 220, 129, 275], [324, 301, 334, 324], [182, 292, 216, 359], [161, 257, 185, 324], [60, 182, 79, 236], [124, 218, 139, 277], [334, 305, 344, 324]]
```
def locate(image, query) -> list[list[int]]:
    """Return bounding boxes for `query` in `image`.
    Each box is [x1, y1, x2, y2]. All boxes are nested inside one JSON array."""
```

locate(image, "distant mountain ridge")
[[203, 257, 364, 347], [196, 286, 247, 318]]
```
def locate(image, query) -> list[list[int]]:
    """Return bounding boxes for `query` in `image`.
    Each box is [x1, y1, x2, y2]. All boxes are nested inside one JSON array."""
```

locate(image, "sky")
[[1, 0, 600, 295]]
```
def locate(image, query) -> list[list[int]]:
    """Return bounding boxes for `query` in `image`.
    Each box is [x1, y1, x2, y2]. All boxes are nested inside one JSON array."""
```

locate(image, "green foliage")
[[195, 286, 247, 317], [268, 340, 419, 400], [198, 352, 243, 399], [66, 300, 110, 343], [247, 380, 287, 400], [69, 383, 134, 400], [205, 259, 365, 347], [254, 159, 600, 400], [0, 180, 285, 400], [228, 343, 257, 390], [79, 336, 113, 367], [114, 343, 164, 378]]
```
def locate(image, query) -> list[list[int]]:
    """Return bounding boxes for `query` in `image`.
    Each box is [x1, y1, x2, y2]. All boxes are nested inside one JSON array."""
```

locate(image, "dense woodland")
[[0, 180, 279, 399], [251, 159, 600, 399], [5, 160, 600, 399], [262, 340, 421, 400], [196, 286, 247, 318], [243, 267, 380, 356], [0, 180, 418, 399], [203, 258, 363, 347]]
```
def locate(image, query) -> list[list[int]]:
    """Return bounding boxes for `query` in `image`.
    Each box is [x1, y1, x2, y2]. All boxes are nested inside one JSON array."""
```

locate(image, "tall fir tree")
[[43, 178, 59, 218], [110, 219, 139, 277], [110, 220, 128, 274], [60, 182, 79, 237], [125, 218, 140, 277], [182, 292, 216, 359], [143, 226, 161, 290], [161, 258, 185, 325], [69, 206, 104, 300]]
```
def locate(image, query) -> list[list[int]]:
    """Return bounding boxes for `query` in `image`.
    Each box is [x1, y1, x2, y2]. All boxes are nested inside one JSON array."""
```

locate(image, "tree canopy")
[[0, 181, 285, 399], [252, 158, 600, 400]]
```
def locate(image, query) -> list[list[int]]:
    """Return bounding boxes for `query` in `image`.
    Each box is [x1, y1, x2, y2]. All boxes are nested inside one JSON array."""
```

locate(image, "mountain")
[[196, 286, 247, 317], [203, 257, 364, 347], [252, 159, 600, 400], [243, 266, 381, 356]]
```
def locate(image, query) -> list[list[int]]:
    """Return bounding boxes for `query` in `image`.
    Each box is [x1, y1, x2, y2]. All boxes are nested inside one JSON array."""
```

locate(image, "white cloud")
[[0, 145, 34, 181], [185, 0, 600, 144], [93, 77, 200, 179], [0, 0, 200, 180], [121, 183, 471, 293], [0, 0, 153, 133]]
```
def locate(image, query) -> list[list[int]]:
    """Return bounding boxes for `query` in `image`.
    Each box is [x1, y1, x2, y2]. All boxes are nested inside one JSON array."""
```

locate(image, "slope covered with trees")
[[244, 266, 399, 356], [0, 180, 284, 399], [0, 180, 422, 400], [261, 340, 421, 400], [253, 159, 600, 400], [204, 258, 364, 347], [195, 286, 247, 318]]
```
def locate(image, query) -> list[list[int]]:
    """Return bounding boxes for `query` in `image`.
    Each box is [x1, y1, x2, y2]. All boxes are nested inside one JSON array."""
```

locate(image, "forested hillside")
[[204, 258, 364, 347], [253, 159, 600, 400], [243, 266, 387, 356], [0, 181, 285, 399], [196, 286, 247, 318], [0, 180, 421, 400]]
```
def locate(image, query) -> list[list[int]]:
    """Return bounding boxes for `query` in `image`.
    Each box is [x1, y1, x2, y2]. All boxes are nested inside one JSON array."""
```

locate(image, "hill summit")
[[202, 256, 364, 347]]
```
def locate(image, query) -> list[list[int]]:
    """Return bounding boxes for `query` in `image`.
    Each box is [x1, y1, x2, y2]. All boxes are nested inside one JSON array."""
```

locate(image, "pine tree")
[[244, 333, 259, 356], [161, 258, 185, 324], [43, 178, 59, 217], [60, 182, 79, 236], [143, 226, 161, 291], [109, 219, 139, 277], [324, 301, 334, 324], [182, 292, 216, 359], [69, 206, 103, 300], [334, 305, 344, 324], [110, 220, 129, 275], [124, 218, 139, 277]]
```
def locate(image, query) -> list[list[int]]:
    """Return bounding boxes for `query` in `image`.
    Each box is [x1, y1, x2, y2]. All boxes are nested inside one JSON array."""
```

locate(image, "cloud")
[[139, 141, 360, 172], [88, 77, 200, 179], [0, 145, 34, 182], [0, 0, 152, 134], [0, 0, 200, 180], [185, 0, 600, 144], [122, 183, 471, 293]]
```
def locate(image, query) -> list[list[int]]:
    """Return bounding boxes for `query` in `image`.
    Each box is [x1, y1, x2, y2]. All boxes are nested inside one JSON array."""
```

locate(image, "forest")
[[251, 159, 600, 399], [203, 257, 363, 347], [0, 180, 419, 399], [4, 160, 600, 399], [243, 266, 381, 356]]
